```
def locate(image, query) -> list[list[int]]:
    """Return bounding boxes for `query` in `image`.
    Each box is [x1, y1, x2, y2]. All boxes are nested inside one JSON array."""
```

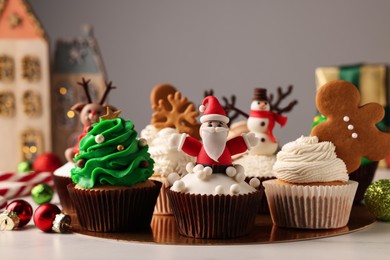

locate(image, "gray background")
[[29, 0, 390, 145]]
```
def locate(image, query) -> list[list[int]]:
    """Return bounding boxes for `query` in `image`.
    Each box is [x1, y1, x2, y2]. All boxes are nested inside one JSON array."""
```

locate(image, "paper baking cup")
[[52, 175, 75, 214], [166, 189, 262, 239], [67, 181, 161, 232], [150, 176, 172, 215], [263, 180, 358, 229]]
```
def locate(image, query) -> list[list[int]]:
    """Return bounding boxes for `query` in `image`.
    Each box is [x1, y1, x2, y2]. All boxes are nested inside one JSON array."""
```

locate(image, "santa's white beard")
[[200, 127, 228, 162]]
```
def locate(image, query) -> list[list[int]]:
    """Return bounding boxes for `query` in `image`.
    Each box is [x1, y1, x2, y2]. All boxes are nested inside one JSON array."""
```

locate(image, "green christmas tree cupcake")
[[67, 108, 161, 232]]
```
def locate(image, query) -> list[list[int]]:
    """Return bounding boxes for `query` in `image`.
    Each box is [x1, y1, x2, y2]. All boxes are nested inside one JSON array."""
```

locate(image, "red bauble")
[[33, 203, 61, 232], [5, 199, 33, 227], [33, 153, 62, 173]]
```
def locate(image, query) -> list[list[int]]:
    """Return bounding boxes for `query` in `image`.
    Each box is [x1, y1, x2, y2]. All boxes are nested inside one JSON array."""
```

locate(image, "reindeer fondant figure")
[[64, 78, 117, 162]]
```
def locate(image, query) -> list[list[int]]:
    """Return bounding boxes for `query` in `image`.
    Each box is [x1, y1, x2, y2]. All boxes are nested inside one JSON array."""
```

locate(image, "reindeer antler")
[[222, 95, 247, 125], [269, 85, 298, 114], [204, 89, 214, 97], [99, 81, 117, 105], [77, 77, 92, 103]]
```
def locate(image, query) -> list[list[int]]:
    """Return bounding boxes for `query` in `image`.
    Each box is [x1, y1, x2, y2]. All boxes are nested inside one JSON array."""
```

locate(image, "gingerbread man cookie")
[[311, 80, 390, 173]]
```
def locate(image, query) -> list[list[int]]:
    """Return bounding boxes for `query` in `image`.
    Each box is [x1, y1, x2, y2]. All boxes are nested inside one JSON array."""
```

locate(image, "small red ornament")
[[0, 199, 33, 230], [33, 153, 63, 173], [33, 203, 71, 233]]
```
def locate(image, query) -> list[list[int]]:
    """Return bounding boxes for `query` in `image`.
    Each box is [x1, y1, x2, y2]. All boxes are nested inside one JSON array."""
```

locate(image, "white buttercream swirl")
[[140, 125, 195, 177], [273, 136, 348, 183]]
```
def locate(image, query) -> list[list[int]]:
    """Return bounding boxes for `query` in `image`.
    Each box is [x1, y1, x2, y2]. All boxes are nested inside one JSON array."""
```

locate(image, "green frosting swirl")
[[71, 117, 154, 189]]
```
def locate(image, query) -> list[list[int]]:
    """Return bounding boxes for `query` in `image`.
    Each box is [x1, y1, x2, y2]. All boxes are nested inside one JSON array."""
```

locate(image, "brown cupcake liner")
[[349, 161, 378, 203], [166, 189, 262, 239], [263, 180, 358, 229], [150, 215, 177, 243], [52, 175, 76, 215], [67, 180, 161, 233], [245, 176, 275, 214], [150, 176, 172, 215]]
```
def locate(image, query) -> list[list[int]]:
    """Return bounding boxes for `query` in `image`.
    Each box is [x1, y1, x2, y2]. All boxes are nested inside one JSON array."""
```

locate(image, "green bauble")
[[31, 183, 54, 205], [18, 161, 32, 173], [364, 179, 390, 221]]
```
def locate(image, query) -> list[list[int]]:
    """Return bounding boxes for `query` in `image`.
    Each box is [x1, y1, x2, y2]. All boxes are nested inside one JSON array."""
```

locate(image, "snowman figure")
[[247, 88, 287, 155]]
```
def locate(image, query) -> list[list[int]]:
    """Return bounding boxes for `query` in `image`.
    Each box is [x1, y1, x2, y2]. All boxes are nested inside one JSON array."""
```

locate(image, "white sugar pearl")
[[235, 172, 245, 183], [352, 133, 358, 138], [348, 125, 354, 130], [204, 167, 212, 176], [193, 164, 204, 173], [343, 116, 350, 122], [230, 184, 240, 195], [167, 172, 180, 185], [172, 180, 185, 192], [186, 162, 195, 173], [234, 164, 245, 174], [249, 178, 260, 188], [215, 185, 224, 195], [95, 134, 105, 143], [226, 166, 237, 177], [138, 138, 147, 147], [196, 170, 207, 180]]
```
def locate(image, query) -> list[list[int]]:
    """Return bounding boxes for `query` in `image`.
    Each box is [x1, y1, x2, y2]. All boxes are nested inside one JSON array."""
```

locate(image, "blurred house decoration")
[[0, 0, 51, 171], [0, 0, 107, 171], [51, 25, 107, 161]]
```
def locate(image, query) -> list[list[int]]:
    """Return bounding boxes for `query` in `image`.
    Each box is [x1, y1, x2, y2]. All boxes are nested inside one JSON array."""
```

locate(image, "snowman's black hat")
[[253, 88, 268, 101]]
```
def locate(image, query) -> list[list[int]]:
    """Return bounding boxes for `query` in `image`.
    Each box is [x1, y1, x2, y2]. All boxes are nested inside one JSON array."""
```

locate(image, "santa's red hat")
[[199, 96, 229, 124]]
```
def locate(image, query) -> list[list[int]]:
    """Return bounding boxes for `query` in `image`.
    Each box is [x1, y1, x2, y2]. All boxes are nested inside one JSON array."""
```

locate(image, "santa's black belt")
[[197, 164, 233, 174]]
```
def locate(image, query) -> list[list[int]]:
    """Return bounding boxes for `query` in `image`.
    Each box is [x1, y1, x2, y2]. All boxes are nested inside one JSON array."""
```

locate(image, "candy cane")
[[0, 172, 53, 199]]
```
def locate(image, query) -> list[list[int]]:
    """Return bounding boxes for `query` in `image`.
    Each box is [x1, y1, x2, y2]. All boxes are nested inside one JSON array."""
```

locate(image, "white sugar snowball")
[[204, 167, 212, 176], [230, 184, 240, 195], [234, 164, 245, 174], [234, 172, 245, 183], [196, 170, 207, 180], [215, 185, 224, 195], [186, 162, 195, 173], [249, 178, 260, 188], [172, 180, 185, 192], [95, 134, 105, 143], [167, 172, 180, 185], [193, 164, 204, 173], [138, 138, 147, 147], [226, 166, 237, 177]]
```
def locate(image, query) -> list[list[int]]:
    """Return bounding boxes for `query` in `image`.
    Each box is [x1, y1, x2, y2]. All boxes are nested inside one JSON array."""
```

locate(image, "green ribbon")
[[339, 64, 361, 88]]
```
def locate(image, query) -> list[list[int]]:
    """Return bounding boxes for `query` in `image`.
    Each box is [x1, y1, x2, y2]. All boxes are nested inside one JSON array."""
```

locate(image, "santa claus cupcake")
[[167, 96, 262, 239]]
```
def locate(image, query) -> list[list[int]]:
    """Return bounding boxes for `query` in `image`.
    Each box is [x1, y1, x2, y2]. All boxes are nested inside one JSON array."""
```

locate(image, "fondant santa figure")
[[247, 88, 287, 144], [170, 96, 259, 174]]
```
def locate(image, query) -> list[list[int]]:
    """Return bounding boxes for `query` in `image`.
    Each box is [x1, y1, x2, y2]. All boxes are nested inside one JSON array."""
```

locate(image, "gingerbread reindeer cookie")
[[311, 80, 390, 173], [151, 84, 200, 139]]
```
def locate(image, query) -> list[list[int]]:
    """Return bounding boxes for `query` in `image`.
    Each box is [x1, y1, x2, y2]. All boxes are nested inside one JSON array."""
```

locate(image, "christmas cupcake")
[[167, 96, 262, 239], [263, 136, 358, 229], [140, 84, 198, 215], [67, 108, 160, 232], [265, 80, 390, 229]]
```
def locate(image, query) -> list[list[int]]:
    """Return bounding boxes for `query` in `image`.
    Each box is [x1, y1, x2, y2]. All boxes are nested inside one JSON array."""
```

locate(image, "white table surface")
[[2, 169, 390, 260]]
